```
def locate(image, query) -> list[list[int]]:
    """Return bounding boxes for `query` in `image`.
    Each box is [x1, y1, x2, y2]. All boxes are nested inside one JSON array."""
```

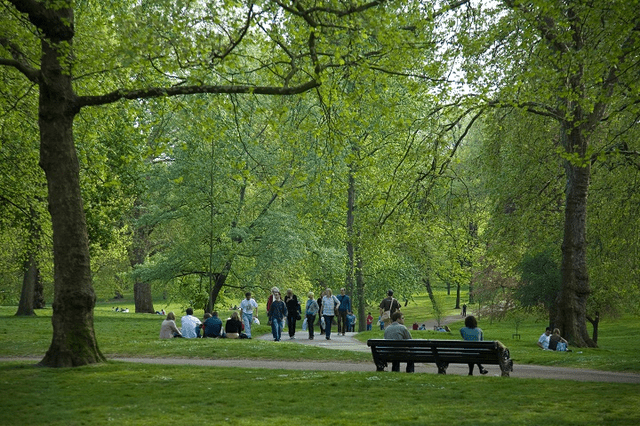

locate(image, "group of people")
[[159, 292, 260, 340], [537, 327, 571, 351]]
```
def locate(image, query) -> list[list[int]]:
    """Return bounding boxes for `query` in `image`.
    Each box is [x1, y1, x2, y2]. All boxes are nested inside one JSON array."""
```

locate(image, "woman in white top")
[[320, 288, 340, 340]]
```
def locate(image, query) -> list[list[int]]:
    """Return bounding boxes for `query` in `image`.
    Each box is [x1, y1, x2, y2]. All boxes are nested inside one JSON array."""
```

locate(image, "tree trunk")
[[134, 281, 154, 313], [586, 311, 600, 344], [556, 127, 596, 348], [37, 39, 105, 367], [455, 283, 461, 309], [16, 254, 38, 316], [34, 269, 45, 309], [345, 166, 356, 296], [355, 254, 365, 331], [207, 260, 232, 312], [129, 199, 154, 313], [423, 277, 436, 306]]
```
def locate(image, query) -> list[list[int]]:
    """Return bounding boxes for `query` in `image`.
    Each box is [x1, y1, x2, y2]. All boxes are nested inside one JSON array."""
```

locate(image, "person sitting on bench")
[[383, 311, 414, 373], [459, 315, 489, 375]]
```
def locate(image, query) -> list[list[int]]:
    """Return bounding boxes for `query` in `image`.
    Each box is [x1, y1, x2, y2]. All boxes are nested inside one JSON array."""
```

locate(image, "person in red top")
[[366, 312, 374, 331]]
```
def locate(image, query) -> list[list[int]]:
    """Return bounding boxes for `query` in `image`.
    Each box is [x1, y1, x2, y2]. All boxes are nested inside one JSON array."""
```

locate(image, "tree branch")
[[75, 79, 320, 110], [0, 37, 41, 83], [7, 0, 74, 41]]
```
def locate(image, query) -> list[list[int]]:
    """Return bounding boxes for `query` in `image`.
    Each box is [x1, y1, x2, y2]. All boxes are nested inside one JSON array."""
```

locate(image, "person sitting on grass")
[[202, 311, 225, 338], [159, 312, 183, 339], [549, 328, 571, 352], [180, 308, 202, 338], [225, 311, 243, 339], [537, 327, 552, 350]]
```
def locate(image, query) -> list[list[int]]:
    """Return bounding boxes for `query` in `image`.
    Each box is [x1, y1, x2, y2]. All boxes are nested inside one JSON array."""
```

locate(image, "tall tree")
[[459, 0, 640, 346], [1, 0, 407, 367]]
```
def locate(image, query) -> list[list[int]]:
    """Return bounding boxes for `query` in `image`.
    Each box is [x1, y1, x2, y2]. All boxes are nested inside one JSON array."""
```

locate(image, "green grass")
[[2, 297, 640, 372], [2, 298, 640, 425], [0, 361, 638, 425]]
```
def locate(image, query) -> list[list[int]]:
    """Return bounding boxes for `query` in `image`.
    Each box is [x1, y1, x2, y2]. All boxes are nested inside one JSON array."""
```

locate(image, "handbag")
[[381, 297, 394, 321], [302, 317, 308, 331]]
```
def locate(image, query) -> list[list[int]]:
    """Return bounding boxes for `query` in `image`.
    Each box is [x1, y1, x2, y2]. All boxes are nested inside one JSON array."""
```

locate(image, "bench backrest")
[[367, 339, 503, 364]]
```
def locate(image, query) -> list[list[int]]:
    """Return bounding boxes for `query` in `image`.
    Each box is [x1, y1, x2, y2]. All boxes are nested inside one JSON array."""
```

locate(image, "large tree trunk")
[[16, 254, 38, 316], [556, 127, 597, 348], [38, 38, 105, 367]]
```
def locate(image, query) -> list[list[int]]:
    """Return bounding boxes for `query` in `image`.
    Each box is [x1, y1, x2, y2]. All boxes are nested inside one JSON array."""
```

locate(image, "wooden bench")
[[367, 339, 514, 377]]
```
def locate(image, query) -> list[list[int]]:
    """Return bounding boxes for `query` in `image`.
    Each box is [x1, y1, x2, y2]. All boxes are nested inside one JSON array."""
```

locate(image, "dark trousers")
[[287, 315, 297, 337], [337, 310, 348, 334], [392, 361, 415, 373], [306, 314, 316, 338], [468, 363, 484, 375]]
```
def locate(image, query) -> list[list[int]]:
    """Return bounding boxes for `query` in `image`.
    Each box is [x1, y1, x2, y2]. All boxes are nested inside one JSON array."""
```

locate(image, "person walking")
[[384, 311, 414, 373], [317, 291, 325, 335], [320, 288, 340, 340], [268, 291, 287, 341], [459, 315, 489, 376], [284, 289, 301, 339], [336, 288, 351, 335], [240, 292, 258, 339], [379, 290, 401, 329], [305, 292, 319, 340]]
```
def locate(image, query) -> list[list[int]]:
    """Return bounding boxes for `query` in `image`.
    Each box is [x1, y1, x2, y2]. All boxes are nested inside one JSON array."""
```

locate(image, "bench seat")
[[367, 339, 513, 377]]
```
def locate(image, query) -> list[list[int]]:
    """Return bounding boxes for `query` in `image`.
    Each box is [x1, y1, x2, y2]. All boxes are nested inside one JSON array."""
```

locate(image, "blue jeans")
[[271, 318, 283, 341], [242, 312, 253, 338], [323, 315, 334, 339]]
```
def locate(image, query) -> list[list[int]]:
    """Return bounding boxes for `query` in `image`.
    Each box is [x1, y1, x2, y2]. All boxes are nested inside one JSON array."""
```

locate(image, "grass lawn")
[[1, 297, 639, 425], [1, 361, 638, 426]]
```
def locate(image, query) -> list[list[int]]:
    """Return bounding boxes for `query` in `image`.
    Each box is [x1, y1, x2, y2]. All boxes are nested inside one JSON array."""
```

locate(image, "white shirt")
[[321, 295, 340, 316], [240, 298, 258, 314], [181, 315, 202, 338], [538, 332, 550, 349]]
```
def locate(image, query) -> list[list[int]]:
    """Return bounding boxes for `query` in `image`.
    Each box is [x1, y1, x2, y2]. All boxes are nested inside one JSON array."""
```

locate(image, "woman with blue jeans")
[[320, 288, 340, 340], [268, 292, 287, 341]]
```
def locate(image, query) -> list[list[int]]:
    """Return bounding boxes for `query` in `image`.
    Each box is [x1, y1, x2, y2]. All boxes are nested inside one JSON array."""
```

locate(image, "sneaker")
[[480, 369, 488, 375]]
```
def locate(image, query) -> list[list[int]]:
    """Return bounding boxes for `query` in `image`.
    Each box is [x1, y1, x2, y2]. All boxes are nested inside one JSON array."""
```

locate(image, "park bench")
[[366, 339, 514, 377]]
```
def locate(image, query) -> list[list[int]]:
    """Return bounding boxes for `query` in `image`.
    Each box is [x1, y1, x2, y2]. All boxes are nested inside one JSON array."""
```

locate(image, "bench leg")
[[436, 362, 449, 374]]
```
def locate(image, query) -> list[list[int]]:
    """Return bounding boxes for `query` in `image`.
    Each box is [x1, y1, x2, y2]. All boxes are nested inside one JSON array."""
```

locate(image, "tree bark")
[[129, 199, 155, 313], [345, 166, 356, 296], [16, 254, 38, 316], [355, 254, 365, 332], [37, 38, 105, 367], [556, 126, 596, 348]]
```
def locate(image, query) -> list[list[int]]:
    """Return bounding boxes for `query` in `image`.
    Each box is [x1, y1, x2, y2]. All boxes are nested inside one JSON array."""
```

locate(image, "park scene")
[[1, 0, 640, 425]]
